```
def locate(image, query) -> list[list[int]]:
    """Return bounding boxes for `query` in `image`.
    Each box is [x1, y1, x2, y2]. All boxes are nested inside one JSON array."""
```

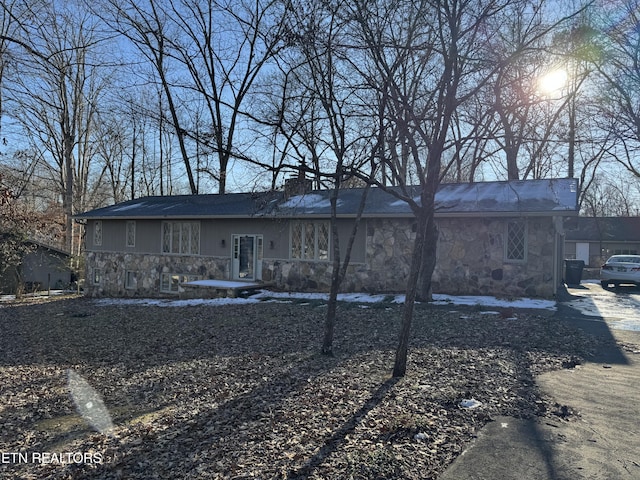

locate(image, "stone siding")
[[85, 251, 229, 297], [85, 216, 558, 298], [433, 217, 556, 298]]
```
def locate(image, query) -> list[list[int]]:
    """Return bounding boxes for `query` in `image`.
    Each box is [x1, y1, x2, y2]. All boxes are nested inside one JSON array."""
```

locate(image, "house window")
[[126, 221, 136, 247], [505, 220, 527, 262], [92, 268, 102, 285], [160, 273, 201, 293], [125, 271, 137, 289], [291, 221, 330, 261], [613, 248, 638, 255], [94, 221, 103, 246], [161, 221, 200, 255]]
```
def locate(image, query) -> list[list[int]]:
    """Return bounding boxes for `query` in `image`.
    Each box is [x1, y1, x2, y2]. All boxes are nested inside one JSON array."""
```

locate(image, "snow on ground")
[[88, 289, 557, 310], [431, 293, 556, 311], [0, 287, 557, 310], [7, 281, 640, 332], [564, 280, 640, 331]]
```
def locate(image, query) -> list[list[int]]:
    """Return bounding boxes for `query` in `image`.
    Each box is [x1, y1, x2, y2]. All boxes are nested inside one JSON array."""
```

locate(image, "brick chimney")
[[284, 162, 312, 197]]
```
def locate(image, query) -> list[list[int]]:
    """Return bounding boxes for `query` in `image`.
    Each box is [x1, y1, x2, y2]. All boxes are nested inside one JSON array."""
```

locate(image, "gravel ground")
[[0, 294, 602, 479]]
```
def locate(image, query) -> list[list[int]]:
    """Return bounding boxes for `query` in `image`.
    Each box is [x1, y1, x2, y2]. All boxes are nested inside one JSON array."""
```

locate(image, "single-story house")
[[565, 216, 640, 267], [0, 240, 73, 293], [74, 177, 579, 299]]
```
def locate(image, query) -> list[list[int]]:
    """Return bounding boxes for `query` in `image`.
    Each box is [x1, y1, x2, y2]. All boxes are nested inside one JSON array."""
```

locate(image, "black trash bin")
[[565, 259, 585, 286]]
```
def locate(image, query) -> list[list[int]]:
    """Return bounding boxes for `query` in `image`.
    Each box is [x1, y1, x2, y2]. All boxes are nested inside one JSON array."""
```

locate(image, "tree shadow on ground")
[[0, 296, 627, 479]]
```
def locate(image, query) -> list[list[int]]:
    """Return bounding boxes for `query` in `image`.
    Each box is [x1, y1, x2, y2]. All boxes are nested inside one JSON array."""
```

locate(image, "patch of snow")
[[432, 294, 556, 311], [0, 290, 70, 304], [390, 195, 420, 207], [110, 202, 144, 212], [280, 193, 333, 210], [459, 398, 482, 409], [609, 319, 640, 332], [90, 289, 556, 312]]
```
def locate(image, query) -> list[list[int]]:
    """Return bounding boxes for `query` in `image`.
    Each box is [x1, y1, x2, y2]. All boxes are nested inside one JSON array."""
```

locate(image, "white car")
[[600, 255, 640, 288]]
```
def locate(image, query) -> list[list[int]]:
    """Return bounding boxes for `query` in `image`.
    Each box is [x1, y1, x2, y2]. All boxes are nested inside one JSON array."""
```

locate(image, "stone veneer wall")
[[262, 218, 416, 293], [263, 216, 556, 298], [433, 217, 556, 298], [85, 216, 558, 298], [85, 251, 229, 297]]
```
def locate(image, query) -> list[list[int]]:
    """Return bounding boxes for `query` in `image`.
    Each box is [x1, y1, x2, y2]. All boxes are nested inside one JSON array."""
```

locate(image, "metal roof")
[[75, 178, 579, 220]]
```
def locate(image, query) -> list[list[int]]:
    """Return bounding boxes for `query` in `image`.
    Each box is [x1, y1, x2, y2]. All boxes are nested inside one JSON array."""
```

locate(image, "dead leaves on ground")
[[0, 298, 602, 479]]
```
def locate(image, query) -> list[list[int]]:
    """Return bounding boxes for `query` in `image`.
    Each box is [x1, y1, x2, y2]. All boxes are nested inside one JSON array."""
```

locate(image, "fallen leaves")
[[0, 296, 605, 479]]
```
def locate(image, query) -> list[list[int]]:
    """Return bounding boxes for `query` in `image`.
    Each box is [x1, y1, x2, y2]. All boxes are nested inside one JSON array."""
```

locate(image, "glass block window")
[[126, 221, 136, 247], [291, 221, 330, 261], [161, 222, 200, 255], [93, 221, 103, 246], [506, 220, 527, 262]]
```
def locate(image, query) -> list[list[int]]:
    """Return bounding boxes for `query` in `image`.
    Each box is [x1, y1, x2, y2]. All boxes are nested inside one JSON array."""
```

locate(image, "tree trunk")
[[322, 183, 371, 355], [322, 204, 341, 356], [322, 278, 339, 355], [416, 213, 438, 302], [63, 133, 74, 253], [393, 208, 427, 378]]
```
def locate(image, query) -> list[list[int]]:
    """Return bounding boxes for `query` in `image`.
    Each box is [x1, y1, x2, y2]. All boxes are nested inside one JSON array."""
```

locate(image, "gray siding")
[[85, 217, 367, 263]]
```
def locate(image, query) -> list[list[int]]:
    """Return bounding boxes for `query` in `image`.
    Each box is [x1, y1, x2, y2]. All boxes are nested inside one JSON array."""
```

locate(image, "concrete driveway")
[[563, 281, 640, 331], [440, 280, 640, 480]]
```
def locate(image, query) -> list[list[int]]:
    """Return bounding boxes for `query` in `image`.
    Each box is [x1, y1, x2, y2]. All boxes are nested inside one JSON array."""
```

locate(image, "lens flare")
[[538, 69, 568, 95], [67, 369, 115, 436]]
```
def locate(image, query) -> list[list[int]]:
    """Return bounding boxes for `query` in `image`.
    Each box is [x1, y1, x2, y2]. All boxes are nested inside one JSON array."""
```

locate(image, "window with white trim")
[[291, 221, 330, 261], [94, 221, 103, 246], [505, 220, 527, 262], [92, 268, 102, 285], [161, 221, 200, 255], [126, 221, 136, 247]]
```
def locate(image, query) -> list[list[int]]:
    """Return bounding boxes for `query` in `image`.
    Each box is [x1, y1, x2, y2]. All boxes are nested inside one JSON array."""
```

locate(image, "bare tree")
[[342, 0, 588, 377], [581, 169, 640, 216], [94, 0, 287, 194], [3, 3, 109, 253], [272, 0, 384, 355], [169, 0, 288, 194], [94, 0, 198, 193], [346, 0, 485, 376], [593, 0, 640, 179]]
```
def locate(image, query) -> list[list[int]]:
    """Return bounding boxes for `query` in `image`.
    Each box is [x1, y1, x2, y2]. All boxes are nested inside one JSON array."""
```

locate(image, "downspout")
[[553, 216, 566, 295]]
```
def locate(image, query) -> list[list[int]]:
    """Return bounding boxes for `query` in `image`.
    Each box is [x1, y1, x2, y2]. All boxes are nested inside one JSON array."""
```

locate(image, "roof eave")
[[75, 209, 578, 221]]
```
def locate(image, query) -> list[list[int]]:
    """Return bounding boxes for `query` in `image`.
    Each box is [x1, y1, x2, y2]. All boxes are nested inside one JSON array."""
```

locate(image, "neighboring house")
[[74, 178, 579, 299], [565, 216, 640, 267], [0, 240, 73, 293]]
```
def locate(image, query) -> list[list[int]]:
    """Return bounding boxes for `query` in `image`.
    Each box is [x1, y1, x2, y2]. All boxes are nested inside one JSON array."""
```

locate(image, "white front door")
[[231, 234, 263, 281]]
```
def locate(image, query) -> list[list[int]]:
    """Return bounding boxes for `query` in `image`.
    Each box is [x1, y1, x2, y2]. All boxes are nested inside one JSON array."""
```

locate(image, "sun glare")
[[538, 69, 568, 96]]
